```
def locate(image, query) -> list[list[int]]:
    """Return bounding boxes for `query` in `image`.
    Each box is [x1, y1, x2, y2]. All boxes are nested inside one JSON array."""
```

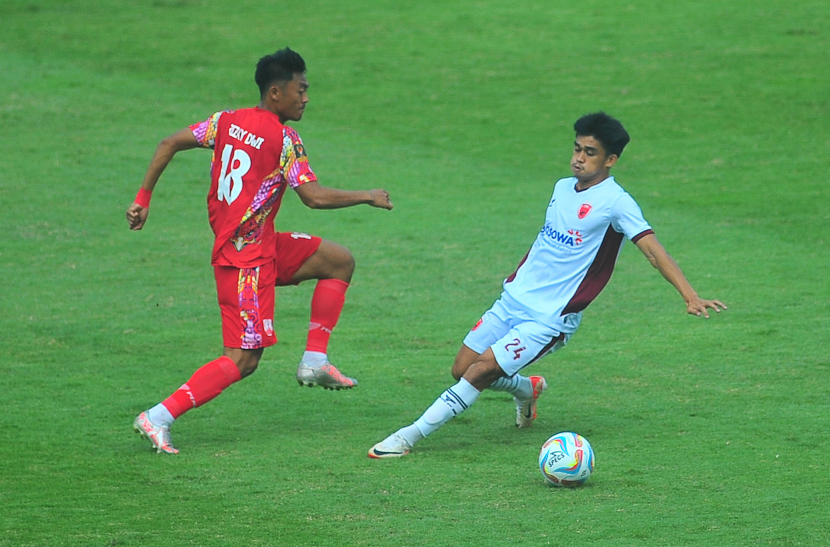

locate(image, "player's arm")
[[294, 181, 393, 211], [634, 233, 727, 318], [126, 128, 200, 231]]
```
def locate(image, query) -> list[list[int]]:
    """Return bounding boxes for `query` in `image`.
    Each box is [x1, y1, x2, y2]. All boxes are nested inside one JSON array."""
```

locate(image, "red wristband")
[[135, 188, 152, 208]]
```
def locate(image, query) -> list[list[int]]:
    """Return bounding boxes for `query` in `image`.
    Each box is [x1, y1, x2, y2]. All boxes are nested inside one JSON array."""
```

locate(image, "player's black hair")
[[573, 112, 630, 157], [255, 48, 306, 98]]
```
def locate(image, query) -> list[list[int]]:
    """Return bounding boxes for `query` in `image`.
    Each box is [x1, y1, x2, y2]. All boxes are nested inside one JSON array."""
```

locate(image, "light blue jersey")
[[501, 176, 653, 333]]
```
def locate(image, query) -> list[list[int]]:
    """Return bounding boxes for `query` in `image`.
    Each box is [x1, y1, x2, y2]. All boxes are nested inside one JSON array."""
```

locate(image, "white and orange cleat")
[[133, 411, 179, 454], [296, 362, 358, 390], [515, 376, 548, 428], [368, 433, 412, 459]]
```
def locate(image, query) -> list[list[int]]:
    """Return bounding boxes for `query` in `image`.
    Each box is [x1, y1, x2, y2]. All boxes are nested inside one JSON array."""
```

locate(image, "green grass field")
[[1, 0, 828, 545]]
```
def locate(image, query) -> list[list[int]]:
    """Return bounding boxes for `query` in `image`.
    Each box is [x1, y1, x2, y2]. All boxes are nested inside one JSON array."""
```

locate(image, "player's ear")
[[269, 83, 281, 102], [604, 154, 619, 169]]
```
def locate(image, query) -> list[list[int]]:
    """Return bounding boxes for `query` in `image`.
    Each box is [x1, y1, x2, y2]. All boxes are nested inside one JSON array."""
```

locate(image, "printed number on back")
[[218, 144, 251, 205]]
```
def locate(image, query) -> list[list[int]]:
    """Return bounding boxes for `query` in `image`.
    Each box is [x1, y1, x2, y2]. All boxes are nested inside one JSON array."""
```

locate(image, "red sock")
[[306, 279, 349, 353], [161, 356, 242, 419]]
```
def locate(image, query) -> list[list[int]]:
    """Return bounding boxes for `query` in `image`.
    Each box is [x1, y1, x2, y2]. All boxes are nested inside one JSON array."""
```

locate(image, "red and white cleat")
[[515, 376, 548, 428], [133, 411, 179, 454], [296, 362, 358, 390]]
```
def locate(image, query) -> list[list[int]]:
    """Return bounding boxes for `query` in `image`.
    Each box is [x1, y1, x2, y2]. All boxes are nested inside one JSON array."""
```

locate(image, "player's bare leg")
[[450, 344, 479, 380], [292, 240, 359, 389], [224, 347, 264, 378], [454, 344, 546, 428]]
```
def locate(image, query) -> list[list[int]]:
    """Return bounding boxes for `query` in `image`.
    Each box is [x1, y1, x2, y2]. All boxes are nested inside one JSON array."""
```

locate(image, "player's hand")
[[126, 203, 149, 230], [686, 296, 727, 318], [368, 189, 393, 210]]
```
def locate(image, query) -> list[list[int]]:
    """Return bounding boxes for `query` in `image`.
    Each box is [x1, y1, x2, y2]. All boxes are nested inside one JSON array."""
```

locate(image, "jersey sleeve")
[[281, 127, 317, 189], [610, 193, 653, 242], [189, 111, 224, 149]]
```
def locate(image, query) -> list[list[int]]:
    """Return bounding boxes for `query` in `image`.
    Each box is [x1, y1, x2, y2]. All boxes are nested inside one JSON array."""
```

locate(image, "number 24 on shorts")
[[505, 338, 526, 360]]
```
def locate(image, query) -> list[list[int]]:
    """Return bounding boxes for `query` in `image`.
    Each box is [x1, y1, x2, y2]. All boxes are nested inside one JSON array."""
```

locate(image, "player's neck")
[[256, 102, 285, 123], [574, 173, 610, 192]]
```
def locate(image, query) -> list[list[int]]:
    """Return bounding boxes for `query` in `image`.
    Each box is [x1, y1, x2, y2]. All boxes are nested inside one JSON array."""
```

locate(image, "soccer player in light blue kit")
[[369, 112, 727, 458]]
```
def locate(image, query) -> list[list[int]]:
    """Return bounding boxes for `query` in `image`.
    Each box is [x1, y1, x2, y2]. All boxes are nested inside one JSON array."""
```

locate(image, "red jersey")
[[189, 107, 317, 267]]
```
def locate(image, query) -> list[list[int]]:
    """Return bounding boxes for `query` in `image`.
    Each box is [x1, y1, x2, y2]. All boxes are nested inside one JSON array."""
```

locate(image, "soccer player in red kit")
[[127, 48, 393, 454]]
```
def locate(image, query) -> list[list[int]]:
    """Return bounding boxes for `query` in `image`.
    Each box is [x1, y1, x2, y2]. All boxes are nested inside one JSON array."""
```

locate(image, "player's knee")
[[339, 248, 356, 276], [226, 349, 262, 378], [463, 358, 504, 389], [451, 357, 468, 381], [329, 248, 354, 281], [317, 242, 354, 281], [238, 360, 259, 378], [452, 345, 478, 381]]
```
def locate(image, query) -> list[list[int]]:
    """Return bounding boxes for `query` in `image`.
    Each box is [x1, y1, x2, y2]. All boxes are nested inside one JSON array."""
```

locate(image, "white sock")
[[302, 351, 328, 367], [148, 403, 175, 428], [489, 375, 533, 400], [413, 379, 481, 438], [396, 424, 424, 447]]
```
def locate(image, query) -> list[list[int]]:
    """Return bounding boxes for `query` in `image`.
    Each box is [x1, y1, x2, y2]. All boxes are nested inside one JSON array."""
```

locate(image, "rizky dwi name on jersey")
[[228, 123, 264, 150]]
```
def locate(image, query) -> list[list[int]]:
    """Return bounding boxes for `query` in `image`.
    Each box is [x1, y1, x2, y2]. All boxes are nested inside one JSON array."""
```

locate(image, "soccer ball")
[[538, 431, 595, 487]]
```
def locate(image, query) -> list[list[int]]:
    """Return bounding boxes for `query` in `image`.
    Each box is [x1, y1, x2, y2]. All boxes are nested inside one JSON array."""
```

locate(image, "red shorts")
[[214, 232, 322, 349]]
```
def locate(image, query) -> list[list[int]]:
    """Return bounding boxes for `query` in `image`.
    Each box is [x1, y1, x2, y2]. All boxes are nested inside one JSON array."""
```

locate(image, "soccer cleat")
[[296, 361, 358, 390], [514, 376, 548, 428], [368, 433, 411, 459], [133, 411, 179, 454]]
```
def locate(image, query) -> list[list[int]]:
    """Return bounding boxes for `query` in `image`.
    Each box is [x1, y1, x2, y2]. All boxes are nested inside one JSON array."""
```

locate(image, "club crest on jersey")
[[578, 203, 592, 219]]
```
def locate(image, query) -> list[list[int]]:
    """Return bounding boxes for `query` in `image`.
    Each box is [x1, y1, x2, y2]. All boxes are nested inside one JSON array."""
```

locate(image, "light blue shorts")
[[462, 297, 572, 377]]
